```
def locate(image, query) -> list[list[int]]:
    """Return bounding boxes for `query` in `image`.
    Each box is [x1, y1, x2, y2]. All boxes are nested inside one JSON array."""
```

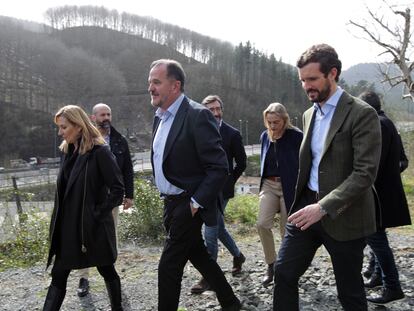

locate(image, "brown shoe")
[[262, 262, 274, 287], [232, 252, 246, 276], [190, 278, 210, 294]]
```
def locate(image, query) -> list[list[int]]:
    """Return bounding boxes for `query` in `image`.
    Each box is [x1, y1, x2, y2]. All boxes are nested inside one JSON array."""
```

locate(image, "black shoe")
[[362, 265, 375, 279], [222, 299, 242, 311], [364, 273, 382, 288], [232, 252, 246, 276], [190, 278, 210, 294], [262, 262, 274, 287], [367, 287, 405, 305], [77, 278, 89, 297]]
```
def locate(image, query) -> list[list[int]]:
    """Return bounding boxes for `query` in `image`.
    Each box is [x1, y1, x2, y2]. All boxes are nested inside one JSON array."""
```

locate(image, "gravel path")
[[1, 227, 413, 311]]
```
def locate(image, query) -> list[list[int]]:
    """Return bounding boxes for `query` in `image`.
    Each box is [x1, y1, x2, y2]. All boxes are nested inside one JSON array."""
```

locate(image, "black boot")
[[262, 262, 274, 287], [364, 272, 383, 288], [232, 252, 246, 276], [42, 285, 66, 311], [367, 287, 405, 304], [105, 277, 123, 311], [77, 277, 89, 297]]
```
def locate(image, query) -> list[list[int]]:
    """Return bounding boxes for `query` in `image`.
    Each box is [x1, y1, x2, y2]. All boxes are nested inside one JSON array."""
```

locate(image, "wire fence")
[[0, 168, 59, 190]]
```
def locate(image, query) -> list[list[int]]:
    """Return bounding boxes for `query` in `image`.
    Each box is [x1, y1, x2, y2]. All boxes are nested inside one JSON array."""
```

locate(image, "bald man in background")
[[77, 103, 134, 297]]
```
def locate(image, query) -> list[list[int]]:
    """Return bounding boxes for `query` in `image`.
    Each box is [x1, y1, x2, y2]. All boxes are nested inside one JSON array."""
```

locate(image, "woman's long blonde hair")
[[262, 102, 293, 139], [55, 105, 105, 154]]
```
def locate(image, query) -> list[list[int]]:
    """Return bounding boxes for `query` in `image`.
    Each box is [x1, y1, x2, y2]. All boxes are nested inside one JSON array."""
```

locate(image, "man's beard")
[[97, 120, 111, 129], [307, 81, 331, 103]]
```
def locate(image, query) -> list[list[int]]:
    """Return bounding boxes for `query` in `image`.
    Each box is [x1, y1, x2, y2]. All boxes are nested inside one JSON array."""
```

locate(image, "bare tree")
[[349, 1, 414, 101]]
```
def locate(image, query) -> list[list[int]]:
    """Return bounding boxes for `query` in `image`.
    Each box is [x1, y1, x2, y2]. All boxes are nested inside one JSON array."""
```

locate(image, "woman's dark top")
[[263, 141, 281, 178]]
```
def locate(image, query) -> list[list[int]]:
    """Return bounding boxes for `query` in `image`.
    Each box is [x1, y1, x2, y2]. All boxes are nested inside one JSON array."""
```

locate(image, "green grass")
[[399, 130, 414, 231]]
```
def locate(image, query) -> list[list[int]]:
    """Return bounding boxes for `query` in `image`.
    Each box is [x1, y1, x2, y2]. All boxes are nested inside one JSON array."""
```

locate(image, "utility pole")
[[54, 127, 57, 158], [239, 119, 243, 138], [245, 120, 249, 145], [12, 177, 26, 224]]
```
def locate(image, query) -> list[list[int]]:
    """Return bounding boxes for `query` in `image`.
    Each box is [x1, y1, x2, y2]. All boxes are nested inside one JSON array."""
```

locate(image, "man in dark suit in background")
[[273, 44, 381, 311], [148, 59, 241, 311], [359, 91, 411, 304], [191, 95, 247, 294]]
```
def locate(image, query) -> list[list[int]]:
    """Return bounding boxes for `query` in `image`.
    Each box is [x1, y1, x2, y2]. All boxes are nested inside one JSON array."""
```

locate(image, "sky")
[[1, 0, 412, 69]]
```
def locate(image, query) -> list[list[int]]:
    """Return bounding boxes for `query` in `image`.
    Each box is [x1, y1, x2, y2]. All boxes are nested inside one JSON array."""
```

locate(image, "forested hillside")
[[341, 63, 414, 111], [1, 5, 310, 165]]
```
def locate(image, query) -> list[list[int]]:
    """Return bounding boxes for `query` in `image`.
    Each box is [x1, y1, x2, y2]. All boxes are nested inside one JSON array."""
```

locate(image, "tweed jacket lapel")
[[300, 107, 317, 165], [321, 92, 353, 157], [291, 107, 316, 201]]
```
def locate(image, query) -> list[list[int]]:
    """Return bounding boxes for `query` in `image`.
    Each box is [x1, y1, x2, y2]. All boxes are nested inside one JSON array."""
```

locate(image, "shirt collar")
[[313, 86, 343, 114], [155, 94, 185, 119]]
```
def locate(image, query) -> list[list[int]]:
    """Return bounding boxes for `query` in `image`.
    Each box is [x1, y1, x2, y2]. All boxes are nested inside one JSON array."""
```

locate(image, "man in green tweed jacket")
[[273, 44, 381, 311]]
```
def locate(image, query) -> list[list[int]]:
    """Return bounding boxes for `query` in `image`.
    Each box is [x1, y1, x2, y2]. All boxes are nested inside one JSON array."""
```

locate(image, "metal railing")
[[0, 145, 261, 190]]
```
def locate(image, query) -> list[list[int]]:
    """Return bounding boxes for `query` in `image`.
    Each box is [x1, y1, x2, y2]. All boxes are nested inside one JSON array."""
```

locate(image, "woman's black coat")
[[47, 144, 124, 269], [375, 111, 411, 228]]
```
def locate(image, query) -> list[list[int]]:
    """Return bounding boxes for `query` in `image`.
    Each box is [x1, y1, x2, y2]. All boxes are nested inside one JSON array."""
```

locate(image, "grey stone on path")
[[0, 229, 413, 310]]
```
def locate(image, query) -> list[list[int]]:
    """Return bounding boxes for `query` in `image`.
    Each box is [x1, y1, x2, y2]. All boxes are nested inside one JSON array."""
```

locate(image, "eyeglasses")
[[208, 107, 222, 113]]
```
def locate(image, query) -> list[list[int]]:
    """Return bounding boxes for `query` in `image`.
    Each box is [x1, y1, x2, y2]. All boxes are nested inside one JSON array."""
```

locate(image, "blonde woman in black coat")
[[43, 105, 125, 311]]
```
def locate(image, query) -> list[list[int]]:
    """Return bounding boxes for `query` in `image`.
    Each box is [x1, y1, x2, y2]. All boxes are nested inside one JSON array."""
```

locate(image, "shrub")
[[225, 194, 259, 225], [0, 208, 49, 271], [118, 178, 164, 243], [244, 155, 261, 177]]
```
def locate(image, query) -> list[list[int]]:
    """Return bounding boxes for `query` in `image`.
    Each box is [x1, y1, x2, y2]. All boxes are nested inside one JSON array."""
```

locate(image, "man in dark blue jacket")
[[191, 95, 247, 294]]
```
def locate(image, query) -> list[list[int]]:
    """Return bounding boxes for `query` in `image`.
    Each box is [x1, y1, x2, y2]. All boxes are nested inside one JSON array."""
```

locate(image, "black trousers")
[[51, 264, 119, 290], [158, 196, 237, 311], [273, 188, 367, 311]]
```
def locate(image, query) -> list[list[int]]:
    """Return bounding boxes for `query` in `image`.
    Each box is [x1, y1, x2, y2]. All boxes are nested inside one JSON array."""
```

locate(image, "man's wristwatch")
[[319, 203, 327, 216]]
